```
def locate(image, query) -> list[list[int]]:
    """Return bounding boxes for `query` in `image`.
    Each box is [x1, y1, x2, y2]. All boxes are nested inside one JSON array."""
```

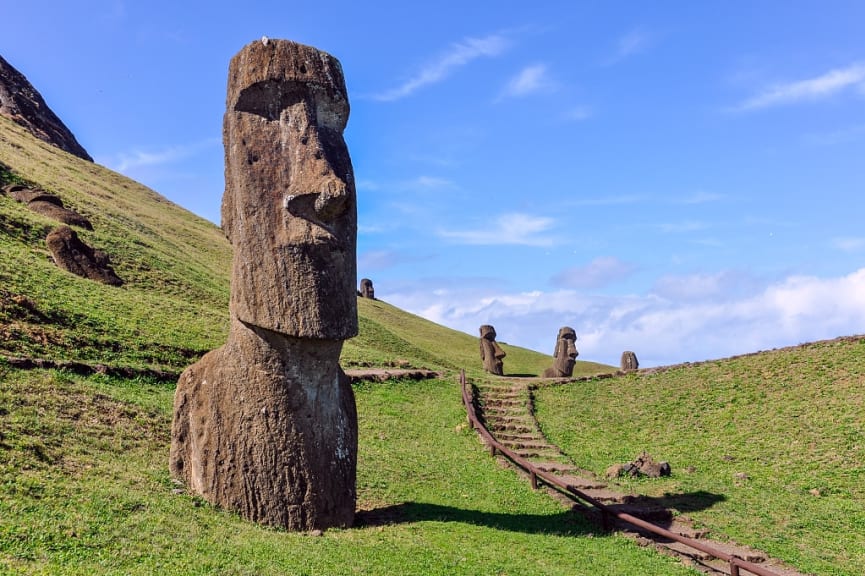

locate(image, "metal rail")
[[460, 370, 780, 576]]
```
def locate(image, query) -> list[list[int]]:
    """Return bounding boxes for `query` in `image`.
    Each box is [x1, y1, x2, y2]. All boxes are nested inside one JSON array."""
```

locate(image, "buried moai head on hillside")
[[359, 278, 374, 299], [221, 38, 357, 339], [542, 326, 578, 378], [479, 324, 506, 376]]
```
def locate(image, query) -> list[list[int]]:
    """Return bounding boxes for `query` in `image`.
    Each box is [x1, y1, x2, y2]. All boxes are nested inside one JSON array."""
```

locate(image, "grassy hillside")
[[0, 115, 606, 378], [534, 337, 865, 576], [1, 117, 697, 575]]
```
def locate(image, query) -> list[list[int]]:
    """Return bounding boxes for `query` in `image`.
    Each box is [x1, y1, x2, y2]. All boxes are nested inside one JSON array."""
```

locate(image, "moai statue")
[[170, 39, 358, 531], [359, 278, 375, 299], [479, 324, 506, 375], [620, 350, 639, 372], [542, 327, 579, 378]]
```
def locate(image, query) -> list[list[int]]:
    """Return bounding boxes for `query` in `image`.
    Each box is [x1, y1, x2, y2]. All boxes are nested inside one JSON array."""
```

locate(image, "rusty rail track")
[[460, 369, 782, 576]]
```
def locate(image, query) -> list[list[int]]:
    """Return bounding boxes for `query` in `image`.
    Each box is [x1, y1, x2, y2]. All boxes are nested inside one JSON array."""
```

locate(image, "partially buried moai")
[[170, 38, 358, 531], [479, 324, 506, 375], [620, 350, 639, 372], [542, 327, 579, 378], [359, 278, 374, 299]]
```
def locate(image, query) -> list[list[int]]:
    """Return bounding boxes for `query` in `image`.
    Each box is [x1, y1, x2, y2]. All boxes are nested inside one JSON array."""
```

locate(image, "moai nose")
[[314, 177, 348, 221]]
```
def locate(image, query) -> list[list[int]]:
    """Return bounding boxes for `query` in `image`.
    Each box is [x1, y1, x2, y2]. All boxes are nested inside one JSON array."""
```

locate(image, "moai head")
[[552, 326, 578, 377], [479, 324, 506, 376], [359, 278, 374, 299], [222, 39, 357, 339], [620, 350, 639, 372]]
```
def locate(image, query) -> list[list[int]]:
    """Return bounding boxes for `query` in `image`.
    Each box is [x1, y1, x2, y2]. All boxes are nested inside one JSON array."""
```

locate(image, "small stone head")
[[620, 350, 639, 372], [222, 39, 357, 339], [359, 278, 374, 299], [479, 324, 506, 376], [552, 326, 578, 377]]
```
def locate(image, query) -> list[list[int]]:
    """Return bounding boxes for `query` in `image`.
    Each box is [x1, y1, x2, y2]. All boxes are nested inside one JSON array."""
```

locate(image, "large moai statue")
[[542, 326, 579, 378], [170, 39, 358, 531], [359, 278, 375, 299], [479, 324, 506, 376]]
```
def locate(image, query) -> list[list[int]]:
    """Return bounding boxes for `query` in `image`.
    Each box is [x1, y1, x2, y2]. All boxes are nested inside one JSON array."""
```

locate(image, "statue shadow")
[[356, 502, 593, 535], [356, 490, 725, 535]]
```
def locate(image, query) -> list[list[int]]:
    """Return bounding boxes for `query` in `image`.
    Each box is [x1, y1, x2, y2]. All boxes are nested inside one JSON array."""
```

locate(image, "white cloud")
[[674, 191, 725, 205], [372, 33, 509, 102], [657, 220, 709, 233], [385, 268, 865, 369], [551, 256, 636, 289], [736, 62, 865, 111], [501, 64, 553, 98], [833, 237, 865, 252], [102, 138, 219, 172], [568, 194, 644, 207], [437, 212, 557, 246], [407, 175, 455, 190], [602, 29, 650, 66]]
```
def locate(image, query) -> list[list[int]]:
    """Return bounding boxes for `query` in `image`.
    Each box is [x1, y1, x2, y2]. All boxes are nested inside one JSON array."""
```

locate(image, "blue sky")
[[4, 1, 865, 367]]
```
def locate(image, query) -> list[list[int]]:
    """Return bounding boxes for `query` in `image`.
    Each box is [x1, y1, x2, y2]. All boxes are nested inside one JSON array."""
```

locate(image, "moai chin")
[[359, 278, 374, 299], [542, 327, 579, 378], [170, 39, 358, 531], [479, 324, 506, 375]]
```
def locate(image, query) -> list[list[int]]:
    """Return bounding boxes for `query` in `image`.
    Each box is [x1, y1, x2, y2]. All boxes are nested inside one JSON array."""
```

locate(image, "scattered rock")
[[45, 225, 122, 286], [607, 452, 671, 478]]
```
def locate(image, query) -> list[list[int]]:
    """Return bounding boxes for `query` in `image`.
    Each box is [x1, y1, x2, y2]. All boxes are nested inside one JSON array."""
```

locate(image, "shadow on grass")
[[357, 490, 726, 536], [356, 502, 595, 535]]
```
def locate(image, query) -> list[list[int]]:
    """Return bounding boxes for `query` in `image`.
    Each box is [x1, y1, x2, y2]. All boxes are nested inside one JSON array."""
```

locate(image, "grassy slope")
[[0, 115, 605, 378], [534, 338, 865, 576], [0, 118, 692, 574], [0, 368, 694, 575]]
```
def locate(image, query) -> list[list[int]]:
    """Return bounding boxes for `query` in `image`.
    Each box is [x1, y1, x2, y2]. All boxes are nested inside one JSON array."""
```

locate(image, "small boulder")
[[608, 452, 671, 478]]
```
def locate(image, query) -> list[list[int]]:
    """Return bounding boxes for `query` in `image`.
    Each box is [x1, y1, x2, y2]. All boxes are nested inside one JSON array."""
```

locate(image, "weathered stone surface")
[[479, 324, 505, 375], [171, 38, 358, 531], [620, 350, 639, 372], [0, 54, 93, 161], [359, 278, 374, 299], [4, 185, 93, 229], [170, 321, 356, 529], [542, 326, 578, 378], [606, 452, 671, 478], [45, 225, 122, 286], [221, 39, 357, 339]]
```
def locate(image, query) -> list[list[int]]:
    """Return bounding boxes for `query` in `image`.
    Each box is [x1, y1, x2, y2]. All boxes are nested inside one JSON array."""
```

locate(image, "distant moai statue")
[[542, 327, 579, 378], [479, 324, 506, 376], [170, 38, 358, 531], [620, 350, 639, 372], [359, 278, 375, 299]]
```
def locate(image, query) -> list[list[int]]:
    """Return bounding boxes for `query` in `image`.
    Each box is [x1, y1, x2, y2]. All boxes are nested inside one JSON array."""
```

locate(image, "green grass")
[[0, 367, 696, 575], [533, 337, 865, 576]]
